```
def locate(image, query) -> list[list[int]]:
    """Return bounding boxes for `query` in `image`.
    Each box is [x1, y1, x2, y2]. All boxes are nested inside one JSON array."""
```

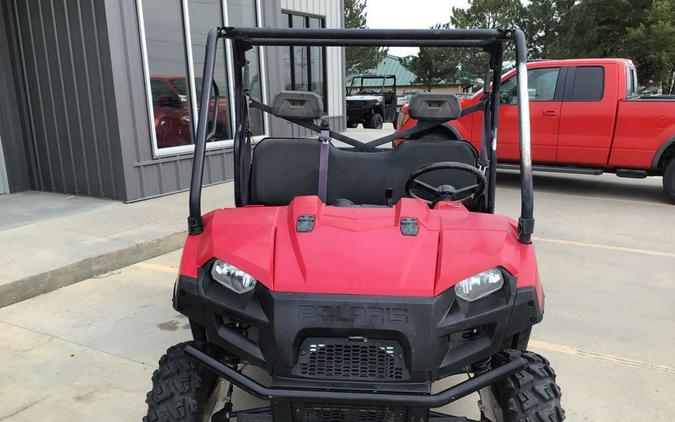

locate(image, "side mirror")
[[158, 95, 182, 108]]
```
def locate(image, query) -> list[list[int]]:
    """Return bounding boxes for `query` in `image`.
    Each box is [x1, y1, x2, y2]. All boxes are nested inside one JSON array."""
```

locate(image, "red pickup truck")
[[396, 58, 675, 202]]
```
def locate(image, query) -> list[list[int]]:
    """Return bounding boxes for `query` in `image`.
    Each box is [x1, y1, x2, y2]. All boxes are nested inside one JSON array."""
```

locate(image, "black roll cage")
[[187, 27, 535, 243], [347, 74, 397, 96]]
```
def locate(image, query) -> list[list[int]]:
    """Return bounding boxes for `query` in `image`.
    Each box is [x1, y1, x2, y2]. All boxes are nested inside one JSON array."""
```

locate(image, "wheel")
[[347, 120, 358, 128], [663, 159, 675, 203], [480, 350, 565, 422], [367, 113, 383, 129], [144, 342, 226, 422]]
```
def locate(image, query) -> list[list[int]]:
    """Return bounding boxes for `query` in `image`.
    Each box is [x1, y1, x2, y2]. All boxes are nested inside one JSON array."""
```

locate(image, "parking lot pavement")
[[1, 174, 674, 421]]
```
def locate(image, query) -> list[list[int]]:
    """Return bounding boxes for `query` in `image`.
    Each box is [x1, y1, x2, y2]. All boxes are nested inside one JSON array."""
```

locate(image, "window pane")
[[283, 13, 327, 110], [499, 76, 517, 105], [528, 68, 559, 101], [229, 0, 264, 135], [141, 0, 191, 149], [282, 13, 293, 89], [293, 46, 309, 91], [291, 16, 308, 91], [189, 0, 230, 141], [309, 17, 325, 108], [568, 67, 604, 101]]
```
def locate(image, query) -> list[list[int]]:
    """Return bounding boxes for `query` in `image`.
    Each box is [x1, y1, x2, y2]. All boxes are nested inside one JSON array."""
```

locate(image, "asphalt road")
[[1, 171, 674, 420]]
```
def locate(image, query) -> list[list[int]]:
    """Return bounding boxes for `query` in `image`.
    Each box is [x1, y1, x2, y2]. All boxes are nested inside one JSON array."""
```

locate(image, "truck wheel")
[[368, 113, 383, 129], [347, 120, 358, 128], [481, 350, 565, 422], [144, 342, 224, 422], [663, 159, 675, 203]]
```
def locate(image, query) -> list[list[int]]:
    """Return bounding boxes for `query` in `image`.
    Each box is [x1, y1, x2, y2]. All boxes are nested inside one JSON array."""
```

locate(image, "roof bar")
[[223, 27, 510, 41], [239, 39, 496, 48]]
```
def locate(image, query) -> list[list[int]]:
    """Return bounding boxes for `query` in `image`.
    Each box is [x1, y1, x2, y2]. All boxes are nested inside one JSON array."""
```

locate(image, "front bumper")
[[347, 102, 377, 121], [174, 268, 542, 392], [184, 344, 526, 409]]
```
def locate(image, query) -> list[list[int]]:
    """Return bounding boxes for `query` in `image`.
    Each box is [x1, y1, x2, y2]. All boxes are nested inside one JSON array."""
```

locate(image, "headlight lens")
[[454, 268, 504, 302], [211, 260, 257, 294]]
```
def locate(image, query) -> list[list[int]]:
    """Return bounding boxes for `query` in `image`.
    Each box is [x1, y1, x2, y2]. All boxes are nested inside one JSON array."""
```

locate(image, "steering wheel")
[[405, 162, 487, 205]]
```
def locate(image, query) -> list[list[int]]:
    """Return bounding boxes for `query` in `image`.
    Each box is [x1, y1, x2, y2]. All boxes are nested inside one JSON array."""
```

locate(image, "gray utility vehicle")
[[346, 74, 397, 128]]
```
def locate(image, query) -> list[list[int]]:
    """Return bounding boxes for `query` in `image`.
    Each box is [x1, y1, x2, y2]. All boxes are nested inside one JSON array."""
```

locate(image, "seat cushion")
[[250, 138, 478, 206]]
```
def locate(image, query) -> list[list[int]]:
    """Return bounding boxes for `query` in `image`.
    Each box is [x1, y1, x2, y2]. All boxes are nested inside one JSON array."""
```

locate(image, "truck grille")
[[293, 338, 409, 381]]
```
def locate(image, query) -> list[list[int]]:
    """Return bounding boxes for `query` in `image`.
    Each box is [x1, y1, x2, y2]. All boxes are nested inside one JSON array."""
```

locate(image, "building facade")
[[0, 0, 345, 200]]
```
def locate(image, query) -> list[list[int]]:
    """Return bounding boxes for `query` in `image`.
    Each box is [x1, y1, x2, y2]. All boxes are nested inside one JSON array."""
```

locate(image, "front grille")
[[293, 338, 409, 381], [296, 404, 407, 422]]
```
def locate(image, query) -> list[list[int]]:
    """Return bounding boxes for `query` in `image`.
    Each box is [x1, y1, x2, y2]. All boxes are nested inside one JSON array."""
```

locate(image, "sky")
[[366, 0, 470, 56]]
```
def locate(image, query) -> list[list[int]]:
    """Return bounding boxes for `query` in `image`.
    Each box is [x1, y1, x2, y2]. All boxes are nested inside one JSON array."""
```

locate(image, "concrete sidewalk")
[[0, 183, 234, 308]]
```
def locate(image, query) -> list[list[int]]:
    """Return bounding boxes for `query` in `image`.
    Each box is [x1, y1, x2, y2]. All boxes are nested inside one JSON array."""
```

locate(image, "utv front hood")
[[180, 196, 537, 297]]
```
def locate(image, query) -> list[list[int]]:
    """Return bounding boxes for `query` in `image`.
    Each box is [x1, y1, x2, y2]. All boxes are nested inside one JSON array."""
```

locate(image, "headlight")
[[454, 268, 504, 302], [211, 260, 257, 294]]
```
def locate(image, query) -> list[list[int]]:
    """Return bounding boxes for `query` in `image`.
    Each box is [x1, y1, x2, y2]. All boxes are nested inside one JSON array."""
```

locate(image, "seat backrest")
[[250, 138, 478, 206], [408, 93, 462, 121], [271, 91, 323, 120]]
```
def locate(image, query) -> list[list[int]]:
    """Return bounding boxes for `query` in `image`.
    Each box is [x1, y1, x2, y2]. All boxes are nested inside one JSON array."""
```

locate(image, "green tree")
[[449, 0, 526, 78], [398, 24, 462, 92], [524, 0, 575, 58], [552, 0, 650, 58], [451, 0, 526, 29], [344, 0, 387, 75], [553, 0, 674, 93], [624, 0, 675, 93], [399, 47, 461, 92]]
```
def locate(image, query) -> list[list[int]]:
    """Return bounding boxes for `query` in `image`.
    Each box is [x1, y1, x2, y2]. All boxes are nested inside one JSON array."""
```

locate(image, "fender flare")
[[651, 135, 675, 169], [436, 122, 463, 140]]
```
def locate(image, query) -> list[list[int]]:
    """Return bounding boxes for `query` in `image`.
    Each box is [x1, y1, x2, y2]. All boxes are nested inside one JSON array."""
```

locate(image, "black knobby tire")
[[347, 120, 359, 128], [144, 342, 219, 422], [663, 159, 675, 203], [368, 113, 383, 129], [491, 350, 565, 422]]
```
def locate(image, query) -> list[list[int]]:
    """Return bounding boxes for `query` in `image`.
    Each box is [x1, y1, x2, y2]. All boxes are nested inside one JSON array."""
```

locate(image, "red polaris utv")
[[144, 27, 564, 422]]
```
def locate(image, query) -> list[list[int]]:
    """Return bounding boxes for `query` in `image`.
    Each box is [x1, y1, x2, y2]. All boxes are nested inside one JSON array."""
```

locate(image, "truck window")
[[626, 66, 639, 97], [564, 66, 604, 101], [500, 67, 561, 105]]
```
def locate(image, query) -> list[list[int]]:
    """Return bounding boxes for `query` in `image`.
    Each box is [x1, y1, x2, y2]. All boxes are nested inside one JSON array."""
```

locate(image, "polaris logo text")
[[298, 305, 408, 325]]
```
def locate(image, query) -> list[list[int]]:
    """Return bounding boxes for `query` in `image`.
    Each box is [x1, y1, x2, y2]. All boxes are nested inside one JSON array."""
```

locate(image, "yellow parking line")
[[533, 236, 675, 259], [497, 186, 671, 208], [132, 262, 178, 274], [530, 340, 675, 375]]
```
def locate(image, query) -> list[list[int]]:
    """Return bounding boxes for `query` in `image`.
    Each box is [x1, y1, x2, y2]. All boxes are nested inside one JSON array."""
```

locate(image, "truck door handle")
[[542, 110, 558, 117]]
